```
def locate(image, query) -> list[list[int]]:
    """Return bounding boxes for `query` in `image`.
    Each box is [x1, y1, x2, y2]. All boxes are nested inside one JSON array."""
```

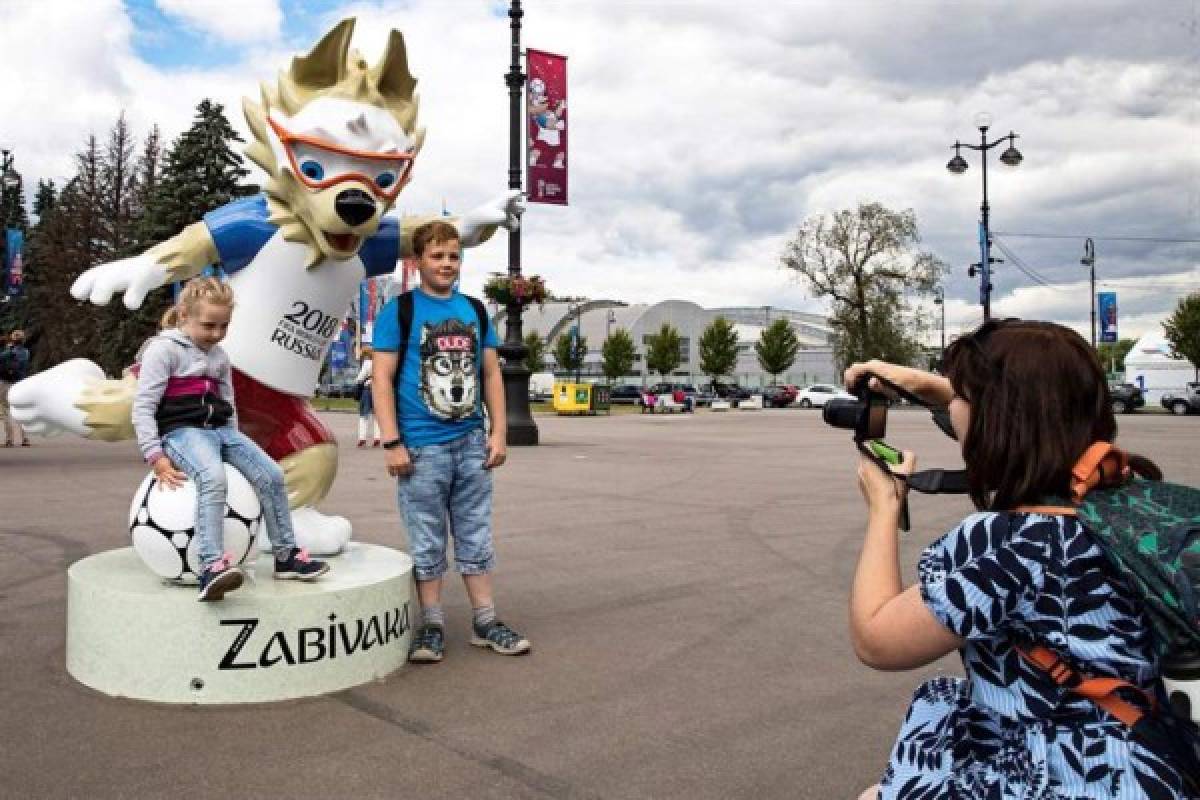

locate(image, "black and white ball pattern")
[[128, 465, 263, 584]]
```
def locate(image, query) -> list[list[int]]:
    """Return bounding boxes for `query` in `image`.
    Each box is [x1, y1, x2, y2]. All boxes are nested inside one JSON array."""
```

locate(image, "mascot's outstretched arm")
[[388, 190, 524, 261], [70, 222, 218, 310]]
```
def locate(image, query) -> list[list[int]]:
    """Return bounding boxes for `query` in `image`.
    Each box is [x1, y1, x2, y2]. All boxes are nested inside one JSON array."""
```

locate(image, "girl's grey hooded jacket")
[[132, 329, 238, 465]]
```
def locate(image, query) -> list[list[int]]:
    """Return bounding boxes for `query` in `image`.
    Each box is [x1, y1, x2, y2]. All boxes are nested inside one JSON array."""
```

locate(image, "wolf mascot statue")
[[10, 19, 522, 553]]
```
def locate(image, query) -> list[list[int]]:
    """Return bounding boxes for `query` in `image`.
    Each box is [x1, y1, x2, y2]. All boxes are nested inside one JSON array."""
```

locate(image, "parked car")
[[795, 383, 855, 408], [316, 381, 359, 399], [1108, 383, 1145, 414], [711, 382, 752, 401], [609, 384, 644, 405], [1161, 382, 1200, 415], [762, 385, 798, 408]]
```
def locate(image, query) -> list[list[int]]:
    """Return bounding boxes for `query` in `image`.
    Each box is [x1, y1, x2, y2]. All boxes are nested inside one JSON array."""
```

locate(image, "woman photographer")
[[846, 319, 1198, 799]]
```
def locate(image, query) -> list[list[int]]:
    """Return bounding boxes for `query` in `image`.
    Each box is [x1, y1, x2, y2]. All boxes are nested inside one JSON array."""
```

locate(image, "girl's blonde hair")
[[160, 277, 235, 329]]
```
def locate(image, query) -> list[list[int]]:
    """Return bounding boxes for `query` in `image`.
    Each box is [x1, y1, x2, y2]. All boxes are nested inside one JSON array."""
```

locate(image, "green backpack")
[[1078, 477, 1200, 660], [1068, 443, 1200, 661]]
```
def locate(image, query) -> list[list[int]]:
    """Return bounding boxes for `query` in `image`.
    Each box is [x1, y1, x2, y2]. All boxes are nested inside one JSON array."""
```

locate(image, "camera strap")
[[905, 468, 970, 495]]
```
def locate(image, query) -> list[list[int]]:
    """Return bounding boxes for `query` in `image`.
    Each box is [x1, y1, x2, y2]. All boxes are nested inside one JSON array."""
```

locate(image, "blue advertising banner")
[[1097, 292, 1118, 343], [5, 228, 24, 297]]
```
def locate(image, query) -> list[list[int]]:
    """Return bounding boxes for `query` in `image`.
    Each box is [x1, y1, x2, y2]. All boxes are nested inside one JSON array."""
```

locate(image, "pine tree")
[[645, 322, 682, 380], [755, 319, 800, 384], [698, 316, 739, 389], [601, 329, 635, 384], [32, 180, 57, 221]]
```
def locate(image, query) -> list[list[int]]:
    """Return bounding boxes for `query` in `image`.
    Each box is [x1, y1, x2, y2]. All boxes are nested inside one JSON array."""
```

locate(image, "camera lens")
[[823, 397, 864, 430]]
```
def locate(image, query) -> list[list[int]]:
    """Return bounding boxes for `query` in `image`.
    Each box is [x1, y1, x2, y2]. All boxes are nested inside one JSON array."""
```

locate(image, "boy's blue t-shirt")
[[372, 289, 499, 448]]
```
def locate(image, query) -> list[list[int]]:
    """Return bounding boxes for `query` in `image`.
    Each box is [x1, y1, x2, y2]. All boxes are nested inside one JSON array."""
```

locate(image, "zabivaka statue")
[[11, 19, 521, 553]]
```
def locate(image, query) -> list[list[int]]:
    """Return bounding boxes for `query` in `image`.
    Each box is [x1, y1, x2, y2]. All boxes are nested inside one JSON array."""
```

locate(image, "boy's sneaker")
[[408, 624, 445, 663], [470, 620, 531, 656], [274, 547, 330, 581], [197, 559, 244, 602]]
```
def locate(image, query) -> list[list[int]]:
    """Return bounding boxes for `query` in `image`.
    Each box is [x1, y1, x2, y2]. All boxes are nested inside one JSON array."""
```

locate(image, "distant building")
[[494, 299, 837, 387]]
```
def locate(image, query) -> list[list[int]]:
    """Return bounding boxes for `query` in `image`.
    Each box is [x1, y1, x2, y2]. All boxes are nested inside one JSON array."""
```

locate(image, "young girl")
[[355, 346, 381, 448], [132, 278, 329, 601], [846, 320, 1198, 799]]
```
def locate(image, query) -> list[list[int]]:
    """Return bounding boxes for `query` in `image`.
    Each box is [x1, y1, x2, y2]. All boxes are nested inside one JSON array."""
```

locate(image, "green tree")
[[554, 330, 587, 378], [698, 316, 739, 388], [523, 330, 546, 372], [1096, 338, 1136, 377], [645, 322, 682, 380], [780, 202, 946, 370], [1163, 292, 1200, 380], [755, 318, 800, 383], [601, 328, 636, 384]]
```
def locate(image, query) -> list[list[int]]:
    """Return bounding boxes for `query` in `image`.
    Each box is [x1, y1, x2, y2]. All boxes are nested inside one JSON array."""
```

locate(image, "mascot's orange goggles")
[[269, 116, 415, 201]]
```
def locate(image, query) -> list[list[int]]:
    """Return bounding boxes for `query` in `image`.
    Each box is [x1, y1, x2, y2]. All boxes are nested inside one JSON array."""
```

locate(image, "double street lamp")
[[946, 113, 1023, 322]]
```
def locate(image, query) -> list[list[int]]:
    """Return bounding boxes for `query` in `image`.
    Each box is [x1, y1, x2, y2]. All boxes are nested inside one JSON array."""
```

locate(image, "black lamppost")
[[933, 286, 946, 360], [498, 0, 538, 446], [947, 113, 1023, 322], [1081, 238, 1096, 349]]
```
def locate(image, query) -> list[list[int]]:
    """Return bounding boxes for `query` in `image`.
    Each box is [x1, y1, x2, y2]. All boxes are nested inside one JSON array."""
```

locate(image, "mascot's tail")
[[9, 359, 136, 442]]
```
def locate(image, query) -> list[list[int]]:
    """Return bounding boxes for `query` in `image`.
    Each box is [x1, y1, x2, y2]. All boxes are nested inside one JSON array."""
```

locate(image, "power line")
[[992, 232, 1200, 244], [990, 236, 1073, 293]]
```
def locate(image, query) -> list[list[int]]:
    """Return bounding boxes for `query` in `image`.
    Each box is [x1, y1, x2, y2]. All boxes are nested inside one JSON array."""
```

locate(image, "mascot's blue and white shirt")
[[372, 289, 498, 448], [203, 195, 400, 397]]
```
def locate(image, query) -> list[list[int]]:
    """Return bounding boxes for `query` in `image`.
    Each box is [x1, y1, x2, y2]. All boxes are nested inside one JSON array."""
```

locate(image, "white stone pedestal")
[[66, 543, 413, 704]]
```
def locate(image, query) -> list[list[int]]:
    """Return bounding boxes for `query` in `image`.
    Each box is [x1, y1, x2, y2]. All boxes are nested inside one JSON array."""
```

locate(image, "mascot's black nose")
[[452, 386, 464, 403], [335, 189, 376, 226]]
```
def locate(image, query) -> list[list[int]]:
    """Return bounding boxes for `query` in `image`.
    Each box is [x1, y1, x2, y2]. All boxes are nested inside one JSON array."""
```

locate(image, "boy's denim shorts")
[[396, 427, 495, 581]]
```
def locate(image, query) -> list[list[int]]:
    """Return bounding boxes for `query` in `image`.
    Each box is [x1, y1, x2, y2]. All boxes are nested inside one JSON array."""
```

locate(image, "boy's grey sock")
[[472, 604, 496, 631], [421, 605, 446, 629]]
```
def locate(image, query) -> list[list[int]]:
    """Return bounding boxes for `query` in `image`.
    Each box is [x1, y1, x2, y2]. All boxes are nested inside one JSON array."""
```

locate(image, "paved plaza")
[[2, 409, 1197, 799]]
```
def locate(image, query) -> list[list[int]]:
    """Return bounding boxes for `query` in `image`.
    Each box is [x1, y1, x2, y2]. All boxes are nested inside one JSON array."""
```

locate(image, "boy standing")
[[372, 220, 530, 663]]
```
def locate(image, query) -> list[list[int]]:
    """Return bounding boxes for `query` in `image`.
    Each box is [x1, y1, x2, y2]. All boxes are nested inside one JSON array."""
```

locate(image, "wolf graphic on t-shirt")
[[418, 319, 479, 420]]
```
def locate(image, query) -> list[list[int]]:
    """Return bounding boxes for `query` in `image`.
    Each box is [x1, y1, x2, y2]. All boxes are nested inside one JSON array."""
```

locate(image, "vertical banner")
[[526, 48, 568, 205], [5, 228, 24, 297], [1097, 292, 1118, 343], [358, 276, 389, 347]]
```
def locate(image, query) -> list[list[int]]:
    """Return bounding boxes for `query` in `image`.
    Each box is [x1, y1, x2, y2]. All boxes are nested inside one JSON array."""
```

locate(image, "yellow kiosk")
[[553, 382, 611, 415]]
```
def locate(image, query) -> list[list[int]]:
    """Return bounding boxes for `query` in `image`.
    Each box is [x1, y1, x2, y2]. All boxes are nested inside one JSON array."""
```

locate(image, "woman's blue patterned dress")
[[878, 511, 1198, 799]]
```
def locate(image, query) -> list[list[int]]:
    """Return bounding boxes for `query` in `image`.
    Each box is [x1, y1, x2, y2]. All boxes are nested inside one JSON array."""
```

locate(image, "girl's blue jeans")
[[162, 425, 297, 570]]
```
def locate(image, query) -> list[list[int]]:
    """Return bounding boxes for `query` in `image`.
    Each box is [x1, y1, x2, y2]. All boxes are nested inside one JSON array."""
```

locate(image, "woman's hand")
[[844, 360, 953, 406], [857, 450, 915, 519]]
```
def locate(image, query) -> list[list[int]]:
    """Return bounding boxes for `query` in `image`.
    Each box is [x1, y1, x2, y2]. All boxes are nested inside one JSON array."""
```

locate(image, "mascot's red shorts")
[[232, 369, 334, 461]]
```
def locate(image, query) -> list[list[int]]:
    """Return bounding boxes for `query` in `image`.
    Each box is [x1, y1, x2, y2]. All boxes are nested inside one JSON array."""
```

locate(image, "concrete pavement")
[[1, 409, 1196, 799]]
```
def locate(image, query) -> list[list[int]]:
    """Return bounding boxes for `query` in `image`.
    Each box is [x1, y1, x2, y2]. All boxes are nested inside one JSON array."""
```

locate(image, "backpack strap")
[[395, 290, 416, 383], [1070, 442, 1131, 503], [465, 294, 489, 345], [1014, 505, 1078, 516], [1015, 644, 1155, 727]]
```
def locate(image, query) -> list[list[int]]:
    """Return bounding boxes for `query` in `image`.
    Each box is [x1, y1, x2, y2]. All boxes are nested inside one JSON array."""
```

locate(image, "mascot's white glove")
[[458, 190, 525, 246], [8, 359, 106, 437], [71, 252, 171, 310]]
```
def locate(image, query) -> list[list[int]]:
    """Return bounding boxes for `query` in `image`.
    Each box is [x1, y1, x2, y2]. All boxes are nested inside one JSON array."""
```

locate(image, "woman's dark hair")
[[942, 319, 1159, 510]]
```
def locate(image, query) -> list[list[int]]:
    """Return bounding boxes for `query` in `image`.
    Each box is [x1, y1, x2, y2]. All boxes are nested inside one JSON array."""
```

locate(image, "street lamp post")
[[498, 0, 538, 446], [933, 286, 946, 362], [947, 113, 1023, 322], [0, 149, 17, 304], [1081, 238, 1096, 349]]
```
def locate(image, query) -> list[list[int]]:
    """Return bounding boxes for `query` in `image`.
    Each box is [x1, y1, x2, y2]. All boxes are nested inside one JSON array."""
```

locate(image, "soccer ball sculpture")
[[128, 464, 263, 584]]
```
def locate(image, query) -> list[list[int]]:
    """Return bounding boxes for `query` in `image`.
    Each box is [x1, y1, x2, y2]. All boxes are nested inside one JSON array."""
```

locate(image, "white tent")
[[1124, 331, 1195, 403]]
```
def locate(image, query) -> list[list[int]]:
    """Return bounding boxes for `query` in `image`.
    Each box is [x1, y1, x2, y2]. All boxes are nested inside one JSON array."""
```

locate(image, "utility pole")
[[1081, 238, 1096, 349]]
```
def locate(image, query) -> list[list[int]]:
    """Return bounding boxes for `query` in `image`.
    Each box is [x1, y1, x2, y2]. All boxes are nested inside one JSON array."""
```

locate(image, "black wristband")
[[381, 438, 404, 450]]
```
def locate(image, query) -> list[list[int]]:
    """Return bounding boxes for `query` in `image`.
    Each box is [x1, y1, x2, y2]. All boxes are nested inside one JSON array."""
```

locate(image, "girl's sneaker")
[[198, 559, 244, 602], [408, 624, 445, 663], [274, 547, 330, 581]]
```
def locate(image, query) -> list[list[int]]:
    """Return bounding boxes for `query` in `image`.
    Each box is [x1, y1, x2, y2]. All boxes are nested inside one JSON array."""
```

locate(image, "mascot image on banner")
[[10, 19, 521, 557]]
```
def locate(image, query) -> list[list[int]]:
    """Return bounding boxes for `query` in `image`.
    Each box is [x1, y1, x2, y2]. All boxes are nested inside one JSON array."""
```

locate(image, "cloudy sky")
[[1, 0, 1196, 340]]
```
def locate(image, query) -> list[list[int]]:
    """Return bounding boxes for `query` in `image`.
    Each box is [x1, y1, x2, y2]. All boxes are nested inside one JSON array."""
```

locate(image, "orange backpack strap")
[[1016, 644, 1154, 727], [1014, 505, 1078, 516], [1070, 442, 1131, 503]]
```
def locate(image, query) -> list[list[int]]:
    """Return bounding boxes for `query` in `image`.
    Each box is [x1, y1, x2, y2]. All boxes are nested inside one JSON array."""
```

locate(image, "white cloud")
[[0, 0, 1194, 335], [155, 0, 282, 44]]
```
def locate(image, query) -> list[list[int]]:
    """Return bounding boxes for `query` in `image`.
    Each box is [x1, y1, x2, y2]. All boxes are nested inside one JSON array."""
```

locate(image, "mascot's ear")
[[370, 30, 418, 120], [291, 18, 355, 94]]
